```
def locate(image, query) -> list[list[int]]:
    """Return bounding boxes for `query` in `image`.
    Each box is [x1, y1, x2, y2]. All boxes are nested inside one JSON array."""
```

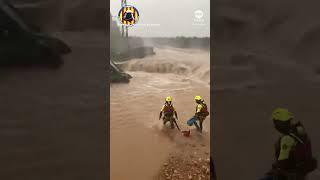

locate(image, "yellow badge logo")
[[118, 5, 139, 26]]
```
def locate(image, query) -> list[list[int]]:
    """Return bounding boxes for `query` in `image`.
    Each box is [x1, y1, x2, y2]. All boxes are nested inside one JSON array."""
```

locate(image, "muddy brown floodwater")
[[110, 47, 210, 180], [0, 31, 106, 180]]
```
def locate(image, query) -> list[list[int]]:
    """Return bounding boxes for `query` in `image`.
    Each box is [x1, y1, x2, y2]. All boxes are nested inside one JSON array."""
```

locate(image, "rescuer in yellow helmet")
[[261, 108, 317, 180], [193, 95, 209, 133], [159, 96, 178, 129]]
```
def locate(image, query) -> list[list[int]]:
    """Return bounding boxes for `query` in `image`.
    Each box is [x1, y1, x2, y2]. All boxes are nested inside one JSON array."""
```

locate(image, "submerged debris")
[[110, 59, 132, 83], [0, 0, 71, 68]]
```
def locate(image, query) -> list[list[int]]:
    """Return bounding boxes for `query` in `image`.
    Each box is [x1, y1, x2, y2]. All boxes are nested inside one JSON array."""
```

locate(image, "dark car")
[[0, 0, 71, 68]]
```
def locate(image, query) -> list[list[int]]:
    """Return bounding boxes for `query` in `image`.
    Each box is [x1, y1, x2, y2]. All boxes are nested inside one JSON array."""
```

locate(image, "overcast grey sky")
[[110, 0, 210, 37]]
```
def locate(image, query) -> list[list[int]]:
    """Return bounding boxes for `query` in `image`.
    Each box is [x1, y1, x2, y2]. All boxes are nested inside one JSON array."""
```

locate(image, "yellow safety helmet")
[[272, 108, 294, 122], [194, 95, 202, 101], [165, 96, 172, 102]]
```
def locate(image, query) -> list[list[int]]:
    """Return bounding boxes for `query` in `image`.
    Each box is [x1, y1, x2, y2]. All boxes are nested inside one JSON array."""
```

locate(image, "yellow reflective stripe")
[[161, 104, 175, 112], [278, 135, 296, 160], [289, 133, 304, 144], [161, 105, 165, 112], [196, 104, 203, 113]]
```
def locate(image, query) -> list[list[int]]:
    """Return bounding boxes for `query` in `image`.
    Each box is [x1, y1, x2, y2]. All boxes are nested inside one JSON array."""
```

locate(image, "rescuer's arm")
[[159, 105, 165, 120], [273, 135, 295, 171]]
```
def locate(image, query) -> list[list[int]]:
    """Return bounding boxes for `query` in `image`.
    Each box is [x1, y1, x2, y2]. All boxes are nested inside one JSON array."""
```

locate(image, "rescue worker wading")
[[262, 108, 317, 180], [193, 96, 209, 133], [159, 96, 178, 129]]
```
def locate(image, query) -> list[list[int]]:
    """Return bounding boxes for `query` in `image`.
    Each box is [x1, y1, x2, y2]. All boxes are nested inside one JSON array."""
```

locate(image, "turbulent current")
[[110, 47, 210, 180]]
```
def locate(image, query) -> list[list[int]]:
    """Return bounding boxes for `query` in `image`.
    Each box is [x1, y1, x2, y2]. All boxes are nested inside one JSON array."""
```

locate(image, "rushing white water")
[[110, 47, 210, 180]]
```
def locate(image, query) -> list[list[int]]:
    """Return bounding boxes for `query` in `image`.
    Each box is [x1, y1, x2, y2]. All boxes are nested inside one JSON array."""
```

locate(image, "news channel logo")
[[193, 9, 205, 26], [118, 5, 140, 26]]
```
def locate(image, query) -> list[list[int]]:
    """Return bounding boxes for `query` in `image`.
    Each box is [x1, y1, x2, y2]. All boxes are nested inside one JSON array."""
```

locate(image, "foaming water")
[[110, 47, 210, 180], [120, 48, 210, 85]]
